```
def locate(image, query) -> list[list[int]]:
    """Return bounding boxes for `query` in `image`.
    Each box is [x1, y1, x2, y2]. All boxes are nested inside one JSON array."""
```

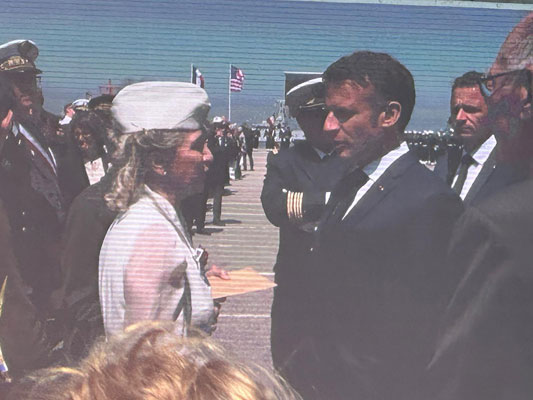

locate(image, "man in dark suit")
[[301, 51, 463, 400], [424, 12, 533, 400], [423, 180, 533, 400], [261, 77, 346, 394], [435, 71, 527, 205], [207, 118, 231, 226]]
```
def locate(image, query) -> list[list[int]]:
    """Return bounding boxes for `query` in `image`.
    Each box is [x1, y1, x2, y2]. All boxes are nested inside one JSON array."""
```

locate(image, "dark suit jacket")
[[261, 141, 347, 385], [56, 173, 117, 360], [308, 150, 464, 400], [424, 179, 533, 400], [434, 146, 527, 206], [206, 136, 230, 188]]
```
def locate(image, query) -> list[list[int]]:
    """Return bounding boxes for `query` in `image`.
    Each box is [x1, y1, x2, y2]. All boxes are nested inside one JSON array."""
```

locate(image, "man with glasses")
[[261, 77, 347, 397], [424, 13, 533, 400], [297, 51, 463, 400]]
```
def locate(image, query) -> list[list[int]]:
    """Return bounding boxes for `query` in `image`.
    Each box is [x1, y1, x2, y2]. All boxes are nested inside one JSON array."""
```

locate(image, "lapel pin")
[[378, 185, 384, 191]]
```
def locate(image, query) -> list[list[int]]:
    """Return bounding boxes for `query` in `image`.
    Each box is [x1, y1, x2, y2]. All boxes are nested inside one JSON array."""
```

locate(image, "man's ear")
[[151, 160, 167, 176], [379, 101, 401, 128]]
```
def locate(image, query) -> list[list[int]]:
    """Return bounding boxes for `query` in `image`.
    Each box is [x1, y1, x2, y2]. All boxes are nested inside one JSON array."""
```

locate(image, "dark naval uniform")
[[0, 197, 61, 379], [0, 121, 64, 310], [261, 140, 346, 384]]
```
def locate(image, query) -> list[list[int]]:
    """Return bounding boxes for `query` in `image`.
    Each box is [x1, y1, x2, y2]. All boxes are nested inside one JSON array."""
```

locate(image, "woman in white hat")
[[99, 82, 217, 337]]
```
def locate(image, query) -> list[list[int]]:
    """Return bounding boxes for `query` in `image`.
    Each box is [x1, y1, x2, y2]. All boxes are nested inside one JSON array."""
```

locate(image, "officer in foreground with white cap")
[[99, 82, 218, 336], [261, 76, 347, 397]]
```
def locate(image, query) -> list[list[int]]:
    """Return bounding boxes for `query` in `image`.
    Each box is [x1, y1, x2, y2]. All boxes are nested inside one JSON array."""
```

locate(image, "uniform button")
[[30, 149, 35, 157], [378, 185, 384, 191], [310, 247, 314, 252], [21, 211, 26, 216], [314, 226, 318, 232], [21, 226, 27, 232]]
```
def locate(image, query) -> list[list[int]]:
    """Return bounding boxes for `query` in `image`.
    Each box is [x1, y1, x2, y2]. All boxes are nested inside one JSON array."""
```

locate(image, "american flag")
[[230, 65, 245, 92], [192, 65, 205, 88]]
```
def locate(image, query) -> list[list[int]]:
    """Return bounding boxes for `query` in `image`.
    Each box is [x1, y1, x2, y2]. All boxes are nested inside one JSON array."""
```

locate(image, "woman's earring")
[[163, 170, 168, 176]]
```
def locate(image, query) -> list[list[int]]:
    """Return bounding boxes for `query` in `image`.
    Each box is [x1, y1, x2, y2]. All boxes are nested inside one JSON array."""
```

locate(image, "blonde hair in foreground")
[[8, 322, 300, 400]]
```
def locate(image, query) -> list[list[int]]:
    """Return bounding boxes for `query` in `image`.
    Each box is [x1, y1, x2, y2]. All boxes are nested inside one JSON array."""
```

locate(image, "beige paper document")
[[208, 267, 276, 299]]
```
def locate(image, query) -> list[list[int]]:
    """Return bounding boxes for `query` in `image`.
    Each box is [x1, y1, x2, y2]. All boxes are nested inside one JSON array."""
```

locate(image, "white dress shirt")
[[343, 142, 410, 220], [452, 135, 496, 200], [99, 186, 214, 337]]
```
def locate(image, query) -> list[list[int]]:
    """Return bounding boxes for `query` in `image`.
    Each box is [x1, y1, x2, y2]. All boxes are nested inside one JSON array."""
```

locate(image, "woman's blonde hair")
[[104, 128, 186, 212], [9, 322, 300, 400]]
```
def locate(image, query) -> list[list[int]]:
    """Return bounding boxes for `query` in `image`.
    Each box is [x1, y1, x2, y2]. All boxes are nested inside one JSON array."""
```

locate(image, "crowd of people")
[[0, 10, 532, 400]]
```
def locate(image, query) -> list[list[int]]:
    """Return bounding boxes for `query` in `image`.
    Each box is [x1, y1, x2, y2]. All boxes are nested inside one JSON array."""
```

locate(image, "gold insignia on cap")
[[94, 103, 112, 112], [0, 56, 32, 71]]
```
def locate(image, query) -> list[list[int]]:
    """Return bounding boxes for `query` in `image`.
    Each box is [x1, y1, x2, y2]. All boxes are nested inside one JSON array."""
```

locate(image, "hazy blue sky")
[[0, 0, 529, 129]]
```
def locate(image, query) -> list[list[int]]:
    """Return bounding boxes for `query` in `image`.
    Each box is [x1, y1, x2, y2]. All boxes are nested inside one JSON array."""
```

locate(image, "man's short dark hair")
[[451, 71, 484, 93], [322, 51, 415, 132]]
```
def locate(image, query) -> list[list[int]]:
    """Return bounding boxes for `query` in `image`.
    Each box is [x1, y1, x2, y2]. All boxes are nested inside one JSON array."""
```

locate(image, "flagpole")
[[228, 64, 232, 121], [191, 64, 193, 84]]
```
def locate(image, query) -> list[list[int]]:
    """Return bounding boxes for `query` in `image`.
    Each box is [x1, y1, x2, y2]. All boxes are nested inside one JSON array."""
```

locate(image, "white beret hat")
[[112, 81, 210, 133]]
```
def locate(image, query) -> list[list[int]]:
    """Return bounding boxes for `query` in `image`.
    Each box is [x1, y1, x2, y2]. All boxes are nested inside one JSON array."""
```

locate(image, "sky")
[[0, 0, 530, 129]]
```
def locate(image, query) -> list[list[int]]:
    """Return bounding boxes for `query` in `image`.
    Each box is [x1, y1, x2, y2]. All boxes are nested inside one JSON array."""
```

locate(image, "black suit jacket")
[[434, 145, 527, 206], [56, 173, 117, 359], [206, 136, 230, 187], [424, 179, 533, 400], [308, 150, 463, 400]]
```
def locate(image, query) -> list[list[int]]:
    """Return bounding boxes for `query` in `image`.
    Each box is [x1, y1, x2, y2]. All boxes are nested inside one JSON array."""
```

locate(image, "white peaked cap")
[[112, 81, 211, 133], [285, 77, 324, 117]]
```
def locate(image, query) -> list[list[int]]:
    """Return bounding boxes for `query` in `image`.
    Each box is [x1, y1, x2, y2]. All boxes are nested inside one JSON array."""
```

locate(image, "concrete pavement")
[[193, 149, 278, 369]]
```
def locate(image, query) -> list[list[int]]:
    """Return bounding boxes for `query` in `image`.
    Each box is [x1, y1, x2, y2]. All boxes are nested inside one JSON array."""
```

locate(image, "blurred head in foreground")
[[8, 322, 300, 400]]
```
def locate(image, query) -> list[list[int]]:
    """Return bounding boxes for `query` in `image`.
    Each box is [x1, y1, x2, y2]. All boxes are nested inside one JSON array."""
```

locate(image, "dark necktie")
[[452, 154, 476, 195], [325, 168, 369, 224]]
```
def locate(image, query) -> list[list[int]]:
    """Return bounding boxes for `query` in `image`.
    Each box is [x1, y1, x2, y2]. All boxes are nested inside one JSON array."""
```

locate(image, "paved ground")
[[192, 149, 278, 369]]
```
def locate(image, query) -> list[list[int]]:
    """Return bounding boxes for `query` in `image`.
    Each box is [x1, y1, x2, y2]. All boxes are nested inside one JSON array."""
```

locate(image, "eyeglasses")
[[479, 68, 532, 98], [321, 106, 357, 124]]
